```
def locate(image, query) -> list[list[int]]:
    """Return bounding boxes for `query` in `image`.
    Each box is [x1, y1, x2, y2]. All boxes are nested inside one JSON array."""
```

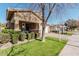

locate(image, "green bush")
[[31, 32, 35, 39], [27, 33, 31, 40], [2, 29, 14, 34], [11, 33, 19, 44], [52, 30, 59, 33], [2, 29, 9, 33], [35, 32, 39, 39], [2, 29, 21, 38], [19, 32, 26, 41], [0, 33, 11, 44], [25, 32, 28, 39]]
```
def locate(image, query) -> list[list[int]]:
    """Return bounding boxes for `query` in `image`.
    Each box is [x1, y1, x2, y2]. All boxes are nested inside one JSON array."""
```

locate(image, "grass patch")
[[62, 31, 73, 35], [0, 37, 67, 56]]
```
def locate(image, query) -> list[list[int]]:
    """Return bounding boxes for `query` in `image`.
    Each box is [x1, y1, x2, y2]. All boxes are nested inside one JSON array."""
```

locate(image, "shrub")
[[52, 30, 59, 33], [27, 33, 31, 40], [0, 33, 11, 44], [25, 32, 28, 39], [35, 32, 39, 39], [31, 32, 35, 39], [2, 29, 9, 33], [19, 32, 26, 41], [2, 29, 14, 34], [11, 33, 19, 44], [9, 29, 14, 34]]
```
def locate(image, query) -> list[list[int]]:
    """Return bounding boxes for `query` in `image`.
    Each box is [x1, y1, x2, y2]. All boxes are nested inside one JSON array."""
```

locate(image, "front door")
[[21, 23, 26, 31], [26, 23, 30, 32]]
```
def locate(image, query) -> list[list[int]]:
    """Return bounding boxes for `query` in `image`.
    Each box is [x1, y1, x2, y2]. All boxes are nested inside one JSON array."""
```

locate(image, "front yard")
[[0, 37, 67, 56]]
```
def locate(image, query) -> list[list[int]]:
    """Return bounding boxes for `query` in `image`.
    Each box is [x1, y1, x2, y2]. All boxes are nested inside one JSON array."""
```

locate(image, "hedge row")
[[0, 33, 11, 44], [0, 29, 39, 44]]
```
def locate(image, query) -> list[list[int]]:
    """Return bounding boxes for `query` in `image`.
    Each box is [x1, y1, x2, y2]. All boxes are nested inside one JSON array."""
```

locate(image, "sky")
[[0, 3, 79, 25]]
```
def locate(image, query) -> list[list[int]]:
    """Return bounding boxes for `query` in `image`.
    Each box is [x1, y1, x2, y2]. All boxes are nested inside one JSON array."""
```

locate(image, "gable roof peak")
[[7, 8, 32, 12]]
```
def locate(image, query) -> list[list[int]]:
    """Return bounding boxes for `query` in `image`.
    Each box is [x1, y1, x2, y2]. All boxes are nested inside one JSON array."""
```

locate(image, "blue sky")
[[0, 3, 79, 25]]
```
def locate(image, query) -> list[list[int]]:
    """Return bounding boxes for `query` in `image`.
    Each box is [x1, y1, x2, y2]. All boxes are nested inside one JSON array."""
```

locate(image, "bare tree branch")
[[46, 3, 56, 23]]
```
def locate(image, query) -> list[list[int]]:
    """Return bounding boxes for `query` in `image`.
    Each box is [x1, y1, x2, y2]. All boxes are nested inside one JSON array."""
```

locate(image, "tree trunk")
[[41, 22, 46, 42], [41, 4, 46, 42], [40, 4, 56, 42]]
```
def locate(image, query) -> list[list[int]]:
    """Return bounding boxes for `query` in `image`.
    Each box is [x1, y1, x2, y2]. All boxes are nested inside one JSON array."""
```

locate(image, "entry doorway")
[[19, 21, 39, 33], [25, 23, 30, 32]]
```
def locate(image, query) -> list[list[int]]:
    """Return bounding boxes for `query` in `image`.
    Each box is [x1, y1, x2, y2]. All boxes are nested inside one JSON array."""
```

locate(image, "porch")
[[14, 20, 42, 33]]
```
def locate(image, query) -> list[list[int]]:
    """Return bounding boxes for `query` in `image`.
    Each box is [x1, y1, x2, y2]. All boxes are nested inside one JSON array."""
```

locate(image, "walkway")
[[46, 32, 79, 56], [59, 31, 79, 56]]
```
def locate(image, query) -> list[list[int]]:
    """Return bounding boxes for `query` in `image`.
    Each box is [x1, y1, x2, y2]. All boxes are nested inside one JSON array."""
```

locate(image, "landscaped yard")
[[0, 37, 67, 56]]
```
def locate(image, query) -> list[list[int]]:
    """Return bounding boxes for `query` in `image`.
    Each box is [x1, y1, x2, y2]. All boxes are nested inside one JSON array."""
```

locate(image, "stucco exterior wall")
[[11, 11, 42, 31], [7, 10, 50, 35], [45, 25, 50, 33], [39, 24, 50, 37]]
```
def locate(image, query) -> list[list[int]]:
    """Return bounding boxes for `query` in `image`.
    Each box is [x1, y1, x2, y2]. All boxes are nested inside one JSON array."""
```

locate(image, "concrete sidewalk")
[[46, 32, 79, 56], [59, 34, 79, 56]]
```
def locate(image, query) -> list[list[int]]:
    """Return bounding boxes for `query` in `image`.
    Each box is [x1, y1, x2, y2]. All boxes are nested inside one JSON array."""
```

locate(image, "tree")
[[38, 3, 76, 41], [39, 4, 56, 42], [16, 3, 56, 42], [64, 19, 77, 31], [12, 3, 77, 42], [76, 21, 79, 29], [29, 3, 77, 42]]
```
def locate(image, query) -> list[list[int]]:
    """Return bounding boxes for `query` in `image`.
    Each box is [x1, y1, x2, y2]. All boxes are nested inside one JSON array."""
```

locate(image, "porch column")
[[39, 23, 42, 38], [14, 20, 20, 31]]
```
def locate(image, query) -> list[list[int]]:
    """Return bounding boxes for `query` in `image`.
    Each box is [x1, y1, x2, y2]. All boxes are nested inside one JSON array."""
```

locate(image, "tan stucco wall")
[[10, 11, 42, 31], [13, 12, 42, 23], [45, 25, 50, 33], [39, 24, 50, 37], [8, 11, 50, 35]]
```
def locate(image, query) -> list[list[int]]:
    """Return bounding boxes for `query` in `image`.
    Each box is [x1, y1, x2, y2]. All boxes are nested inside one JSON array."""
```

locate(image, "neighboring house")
[[45, 24, 50, 33], [76, 20, 79, 30], [6, 8, 50, 35], [50, 24, 66, 33], [50, 25, 60, 32]]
